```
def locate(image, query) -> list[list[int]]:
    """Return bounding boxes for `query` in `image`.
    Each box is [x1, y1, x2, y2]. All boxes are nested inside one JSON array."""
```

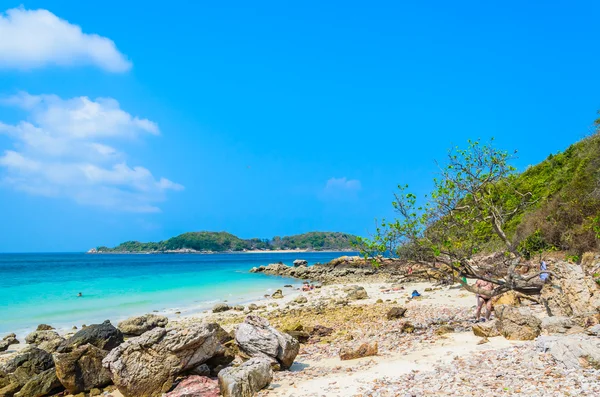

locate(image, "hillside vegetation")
[[96, 231, 359, 253]]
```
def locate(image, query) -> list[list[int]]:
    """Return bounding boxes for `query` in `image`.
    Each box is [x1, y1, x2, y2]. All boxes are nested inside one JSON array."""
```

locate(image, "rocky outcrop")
[[496, 305, 541, 340], [293, 259, 308, 267], [249, 257, 402, 284], [25, 330, 64, 353], [492, 291, 521, 306], [53, 344, 112, 394], [472, 319, 501, 338], [235, 316, 299, 370], [339, 341, 378, 360], [540, 261, 600, 318], [213, 303, 231, 313], [218, 358, 273, 397], [165, 375, 220, 397], [57, 320, 123, 353], [118, 314, 168, 336], [536, 334, 600, 369], [344, 285, 368, 300], [36, 324, 54, 331], [102, 323, 227, 397]]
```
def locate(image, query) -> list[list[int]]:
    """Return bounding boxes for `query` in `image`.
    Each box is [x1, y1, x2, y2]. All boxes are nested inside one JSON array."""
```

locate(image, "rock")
[[540, 261, 600, 317], [401, 321, 415, 334], [218, 358, 273, 397], [53, 344, 112, 394], [58, 320, 123, 353], [190, 364, 211, 377], [339, 341, 378, 360], [0, 334, 18, 352], [376, 298, 383, 304], [435, 325, 455, 335], [496, 305, 542, 340], [541, 316, 576, 334], [235, 316, 299, 370], [293, 296, 308, 304], [284, 285, 293, 288], [386, 307, 407, 320], [14, 368, 62, 397], [472, 319, 501, 338], [286, 331, 310, 343], [344, 285, 368, 300], [536, 334, 600, 369], [213, 303, 231, 313], [25, 330, 64, 353], [312, 325, 333, 337], [117, 314, 168, 336], [247, 304, 258, 311], [233, 305, 245, 311], [586, 324, 600, 336], [36, 324, 54, 331], [165, 375, 220, 397], [271, 290, 284, 299], [102, 323, 227, 397], [492, 291, 521, 306], [0, 347, 55, 395], [293, 260, 308, 267], [89, 388, 102, 396]]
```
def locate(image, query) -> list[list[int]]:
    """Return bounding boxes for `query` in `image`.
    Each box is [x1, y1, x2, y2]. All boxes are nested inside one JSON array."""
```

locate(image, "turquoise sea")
[[0, 252, 351, 338]]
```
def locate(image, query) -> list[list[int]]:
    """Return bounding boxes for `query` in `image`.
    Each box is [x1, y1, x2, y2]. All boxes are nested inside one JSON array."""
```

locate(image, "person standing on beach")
[[474, 277, 494, 322]]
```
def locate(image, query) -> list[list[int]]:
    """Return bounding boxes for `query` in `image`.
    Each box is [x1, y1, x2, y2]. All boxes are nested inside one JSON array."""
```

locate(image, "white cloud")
[[0, 93, 183, 212], [323, 177, 362, 199], [0, 7, 131, 72]]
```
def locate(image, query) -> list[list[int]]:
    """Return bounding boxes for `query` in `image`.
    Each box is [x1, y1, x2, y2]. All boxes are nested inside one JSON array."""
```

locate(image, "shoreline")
[[87, 249, 358, 254]]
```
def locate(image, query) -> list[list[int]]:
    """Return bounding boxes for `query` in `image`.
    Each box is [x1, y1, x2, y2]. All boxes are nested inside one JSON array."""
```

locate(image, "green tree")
[[360, 139, 542, 297]]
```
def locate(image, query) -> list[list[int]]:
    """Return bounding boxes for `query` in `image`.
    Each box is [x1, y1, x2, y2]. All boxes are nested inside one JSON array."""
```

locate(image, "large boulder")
[[344, 285, 368, 300], [536, 334, 600, 369], [235, 316, 299, 370], [472, 319, 501, 338], [102, 323, 227, 397], [492, 291, 521, 306], [540, 261, 600, 318], [271, 290, 283, 299], [14, 368, 62, 397], [218, 358, 273, 397], [118, 314, 168, 336], [165, 375, 220, 397], [496, 305, 541, 340], [25, 330, 64, 353], [0, 347, 55, 395], [339, 341, 378, 360], [58, 320, 123, 353], [53, 344, 112, 394]]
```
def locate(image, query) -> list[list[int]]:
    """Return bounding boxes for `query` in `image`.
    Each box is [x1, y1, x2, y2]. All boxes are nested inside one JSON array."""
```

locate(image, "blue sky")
[[0, 1, 599, 252]]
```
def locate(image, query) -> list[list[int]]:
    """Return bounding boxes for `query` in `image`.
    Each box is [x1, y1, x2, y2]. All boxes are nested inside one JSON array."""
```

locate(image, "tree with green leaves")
[[360, 139, 544, 298]]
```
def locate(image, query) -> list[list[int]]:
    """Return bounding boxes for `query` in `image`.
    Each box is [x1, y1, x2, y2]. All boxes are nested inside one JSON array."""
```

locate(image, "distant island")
[[90, 231, 360, 253]]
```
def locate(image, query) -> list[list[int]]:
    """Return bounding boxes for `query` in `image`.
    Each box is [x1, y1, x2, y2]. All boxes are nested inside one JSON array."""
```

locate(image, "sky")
[[0, 1, 599, 252]]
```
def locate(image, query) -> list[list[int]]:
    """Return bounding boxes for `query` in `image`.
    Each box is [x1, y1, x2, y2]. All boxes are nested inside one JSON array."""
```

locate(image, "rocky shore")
[[2, 257, 600, 396]]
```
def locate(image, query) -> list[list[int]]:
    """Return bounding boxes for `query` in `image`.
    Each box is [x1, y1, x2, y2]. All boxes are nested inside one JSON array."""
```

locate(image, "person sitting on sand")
[[302, 283, 311, 292], [475, 277, 494, 322]]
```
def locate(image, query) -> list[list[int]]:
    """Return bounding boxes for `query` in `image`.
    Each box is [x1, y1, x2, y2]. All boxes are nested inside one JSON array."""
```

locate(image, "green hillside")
[[484, 129, 600, 256], [95, 231, 359, 253]]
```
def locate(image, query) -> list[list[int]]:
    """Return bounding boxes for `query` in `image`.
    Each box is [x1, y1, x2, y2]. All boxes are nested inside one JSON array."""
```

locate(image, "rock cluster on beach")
[[2, 256, 600, 397]]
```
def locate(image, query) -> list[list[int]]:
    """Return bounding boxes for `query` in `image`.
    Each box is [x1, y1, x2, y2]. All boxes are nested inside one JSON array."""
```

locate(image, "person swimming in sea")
[[77, 292, 82, 297]]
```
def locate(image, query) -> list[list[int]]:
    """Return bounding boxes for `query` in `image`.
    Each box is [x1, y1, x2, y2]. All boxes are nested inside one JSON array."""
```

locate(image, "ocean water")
[[0, 252, 351, 338]]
